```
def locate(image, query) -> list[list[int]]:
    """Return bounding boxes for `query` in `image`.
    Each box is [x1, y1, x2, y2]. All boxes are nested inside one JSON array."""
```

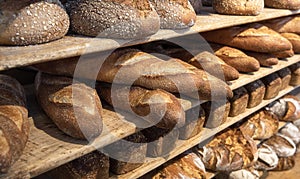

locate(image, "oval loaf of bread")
[[0, 75, 29, 173], [0, 0, 69, 45], [213, 0, 264, 16]]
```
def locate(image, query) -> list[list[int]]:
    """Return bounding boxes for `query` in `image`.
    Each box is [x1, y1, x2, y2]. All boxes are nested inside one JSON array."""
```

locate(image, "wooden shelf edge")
[[111, 85, 300, 179], [0, 8, 299, 71]]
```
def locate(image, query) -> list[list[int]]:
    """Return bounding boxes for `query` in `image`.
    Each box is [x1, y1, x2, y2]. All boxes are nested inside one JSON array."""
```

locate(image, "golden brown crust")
[[278, 68, 292, 90], [265, 0, 300, 10], [263, 15, 300, 34], [281, 32, 300, 53], [245, 51, 279, 67], [262, 73, 282, 100], [229, 87, 249, 117], [213, 0, 264, 15], [244, 80, 265, 108]]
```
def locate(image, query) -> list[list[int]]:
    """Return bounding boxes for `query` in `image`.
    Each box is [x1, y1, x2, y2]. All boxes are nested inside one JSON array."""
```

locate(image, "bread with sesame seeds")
[[149, 0, 196, 29], [0, 0, 69, 46], [212, 0, 264, 15], [66, 0, 160, 39], [265, 0, 300, 10], [0, 75, 30, 173]]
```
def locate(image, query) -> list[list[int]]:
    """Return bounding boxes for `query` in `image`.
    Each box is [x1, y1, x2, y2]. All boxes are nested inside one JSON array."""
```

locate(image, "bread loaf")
[[227, 168, 261, 179], [211, 44, 260, 73], [245, 51, 279, 67], [278, 68, 292, 90], [0, 0, 69, 45], [229, 87, 249, 117], [201, 23, 293, 53], [97, 83, 185, 129], [289, 62, 300, 86], [281, 33, 300, 53], [244, 80, 265, 108], [149, 0, 196, 29], [198, 128, 258, 172], [254, 143, 279, 170], [265, 0, 300, 10], [105, 132, 147, 174], [212, 0, 264, 15], [281, 97, 300, 122], [46, 151, 109, 179], [201, 100, 230, 128], [272, 49, 294, 58], [272, 156, 295, 171], [280, 123, 300, 145], [35, 72, 103, 140], [263, 134, 296, 157], [263, 15, 300, 34], [265, 99, 288, 120], [262, 73, 282, 100], [0, 75, 29, 173], [240, 110, 279, 140], [66, 0, 160, 39]]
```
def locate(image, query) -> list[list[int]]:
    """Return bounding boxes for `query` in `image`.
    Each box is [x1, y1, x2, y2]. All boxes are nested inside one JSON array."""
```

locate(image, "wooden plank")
[[229, 56, 300, 90], [111, 86, 300, 179], [0, 8, 300, 71]]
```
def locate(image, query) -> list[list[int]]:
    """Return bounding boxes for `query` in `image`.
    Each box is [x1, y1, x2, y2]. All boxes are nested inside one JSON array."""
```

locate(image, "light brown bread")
[[281, 32, 300, 53], [262, 73, 282, 100], [201, 100, 230, 128], [201, 23, 293, 53], [0, 0, 69, 45], [213, 0, 264, 15], [245, 80, 266, 108], [245, 51, 279, 67], [97, 83, 185, 129], [278, 68, 292, 90], [35, 72, 103, 140], [0, 75, 29, 173], [289, 62, 300, 86], [265, 0, 300, 10], [66, 0, 160, 39], [229, 87, 249, 117], [149, 0, 196, 29], [262, 15, 300, 34], [211, 44, 260, 73], [272, 49, 294, 58]]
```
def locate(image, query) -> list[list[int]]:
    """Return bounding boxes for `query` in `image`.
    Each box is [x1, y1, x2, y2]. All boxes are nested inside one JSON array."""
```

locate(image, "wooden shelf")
[[0, 8, 299, 71], [110, 85, 300, 179]]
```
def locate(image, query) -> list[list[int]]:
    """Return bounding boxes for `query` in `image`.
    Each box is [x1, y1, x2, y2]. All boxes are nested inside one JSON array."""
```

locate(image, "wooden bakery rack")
[[1, 7, 300, 179]]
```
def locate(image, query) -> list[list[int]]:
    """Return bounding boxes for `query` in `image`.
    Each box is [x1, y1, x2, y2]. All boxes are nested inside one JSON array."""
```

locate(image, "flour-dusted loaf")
[[263, 134, 296, 157], [149, 0, 196, 29], [280, 123, 300, 145], [212, 0, 264, 15], [45, 151, 109, 179], [0, 75, 29, 173], [104, 132, 147, 175], [240, 110, 279, 140], [281, 96, 300, 122], [278, 68, 292, 90], [265, 0, 300, 10], [0, 0, 69, 45], [245, 51, 279, 67], [201, 100, 230, 128], [201, 23, 293, 53], [289, 62, 300, 86], [229, 87, 249, 117], [226, 168, 261, 179], [66, 0, 160, 39], [211, 44, 260, 73], [262, 15, 300, 34], [272, 156, 296, 171], [97, 83, 185, 129], [281, 33, 300, 53], [35, 72, 103, 140], [198, 128, 258, 172], [262, 73, 282, 99], [254, 143, 279, 170], [244, 80, 266, 108]]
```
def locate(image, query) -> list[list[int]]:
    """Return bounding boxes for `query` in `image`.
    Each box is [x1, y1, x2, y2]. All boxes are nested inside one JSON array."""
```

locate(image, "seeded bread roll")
[[245, 51, 279, 67], [244, 80, 266, 108], [281, 33, 300, 53], [289, 62, 300, 86], [0, 0, 69, 45], [149, 0, 196, 29], [0, 75, 29, 173], [229, 87, 249, 117], [66, 0, 160, 39], [265, 0, 300, 10], [213, 0, 264, 15], [35, 72, 103, 140], [278, 68, 292, 90], [262, 73, 282, 100]]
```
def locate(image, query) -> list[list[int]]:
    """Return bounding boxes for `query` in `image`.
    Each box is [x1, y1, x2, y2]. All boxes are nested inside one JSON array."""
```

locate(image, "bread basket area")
[[1, 1, 300, 179]]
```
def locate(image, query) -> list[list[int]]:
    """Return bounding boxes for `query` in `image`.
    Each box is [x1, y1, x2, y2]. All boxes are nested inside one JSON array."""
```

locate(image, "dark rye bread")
[[0, 0, 69, 45], [96, 83, 185, 129], [244, 80, 265, 108], [265, 0, 300, 10], [66, 0, 160, 39], [149, 0, 196, 29], [35, 72, 103, 140], [46, 151, 109, 179], [278, 68, 292, 90], [229, 87, 249, 117], [289, 62, 300, 86], [213, 0, 264, 15], [0, 75, 29, 173], [201, 100, 230, 128], [201, 23, 293, 53], [262, 73, 282, 100]]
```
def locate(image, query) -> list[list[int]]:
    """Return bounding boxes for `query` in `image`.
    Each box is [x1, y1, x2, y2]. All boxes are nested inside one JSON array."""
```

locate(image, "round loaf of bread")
[[265, 0, 300, 10], [66, 0, 160, 39], [0, 0, 69, 46], [213, 0, 264, 15]]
